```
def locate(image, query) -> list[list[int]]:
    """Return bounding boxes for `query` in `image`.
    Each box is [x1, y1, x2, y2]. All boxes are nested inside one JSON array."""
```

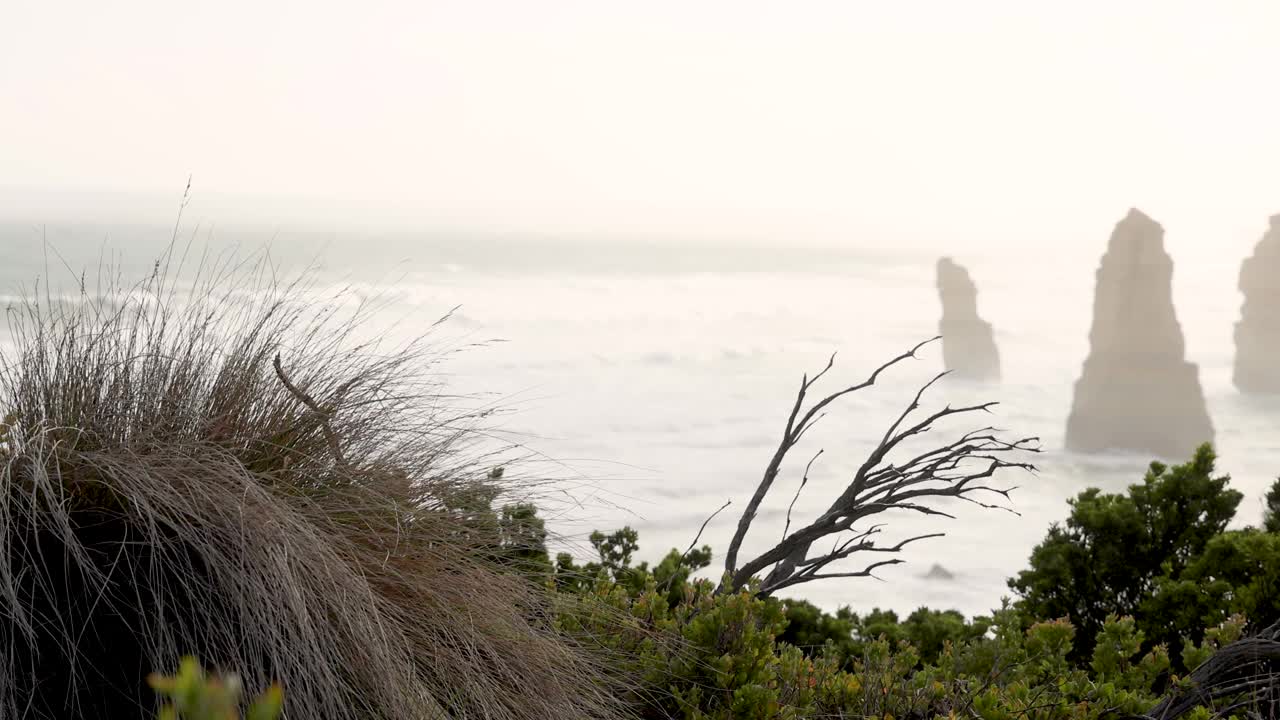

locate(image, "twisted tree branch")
[[718, 340, 1038, 596]]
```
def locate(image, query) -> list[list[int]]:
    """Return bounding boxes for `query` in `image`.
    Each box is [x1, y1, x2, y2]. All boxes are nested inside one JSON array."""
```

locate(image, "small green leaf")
[[247, 684, 285, 720]]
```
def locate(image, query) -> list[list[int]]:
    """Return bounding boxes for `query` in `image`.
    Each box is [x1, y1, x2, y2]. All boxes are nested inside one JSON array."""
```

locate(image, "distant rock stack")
[[922, 563, 955, 581], [1233, 215, 1280, 394], [1065, 208, 1214, 459], [936, 257, 1001, 381]]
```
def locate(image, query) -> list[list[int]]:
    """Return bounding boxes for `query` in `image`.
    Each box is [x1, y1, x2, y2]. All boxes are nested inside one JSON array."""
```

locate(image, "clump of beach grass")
[[0, 243, 624, 719]]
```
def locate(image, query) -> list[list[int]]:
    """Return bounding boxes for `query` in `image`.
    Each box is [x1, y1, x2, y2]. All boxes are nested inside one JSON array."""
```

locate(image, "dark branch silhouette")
[[719, 339, 1038, 596], [680, 499, 731, 567]]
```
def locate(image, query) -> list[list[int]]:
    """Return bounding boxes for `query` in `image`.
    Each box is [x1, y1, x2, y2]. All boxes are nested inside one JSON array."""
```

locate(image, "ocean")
[[3, 222, 1278, 618]]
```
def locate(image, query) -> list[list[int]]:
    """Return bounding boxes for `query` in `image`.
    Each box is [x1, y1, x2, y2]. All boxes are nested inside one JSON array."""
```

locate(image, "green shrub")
[[149, 657, 283, 720], [1010, 444, 1244, 663], [1265, 477, 1280, 533], [545, 461, 1280, 720]]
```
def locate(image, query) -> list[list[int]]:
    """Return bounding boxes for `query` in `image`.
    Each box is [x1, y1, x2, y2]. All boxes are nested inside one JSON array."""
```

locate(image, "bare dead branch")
[[680, 499, 731, 567], [721, 337, 941, 580], [781, 449, 823, 543], [717, 340, 1038, 597], [274, 353, 350, 472]]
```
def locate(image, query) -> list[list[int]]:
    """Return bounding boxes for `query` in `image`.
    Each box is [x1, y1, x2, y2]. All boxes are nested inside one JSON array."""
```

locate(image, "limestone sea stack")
[[1064, 209, 1214, 459], [936, 258, 1001, 381], [1233, 215, 1280, 393]]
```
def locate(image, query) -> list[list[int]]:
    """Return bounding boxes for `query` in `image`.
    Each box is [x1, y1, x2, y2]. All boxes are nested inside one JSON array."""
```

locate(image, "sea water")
[[3, 223, 1277, 618]]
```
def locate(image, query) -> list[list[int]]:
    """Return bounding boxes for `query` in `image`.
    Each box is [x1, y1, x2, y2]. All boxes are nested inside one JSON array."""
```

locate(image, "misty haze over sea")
[[4, 221, 1277, 618]]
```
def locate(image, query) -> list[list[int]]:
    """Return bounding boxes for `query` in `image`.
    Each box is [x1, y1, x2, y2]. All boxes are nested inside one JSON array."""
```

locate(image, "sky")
[[2, 1, 1279, 251]]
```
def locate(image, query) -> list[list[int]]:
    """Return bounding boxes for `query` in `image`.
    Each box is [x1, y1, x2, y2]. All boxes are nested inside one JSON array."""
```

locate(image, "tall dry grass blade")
[[0, 247, 625, 719]]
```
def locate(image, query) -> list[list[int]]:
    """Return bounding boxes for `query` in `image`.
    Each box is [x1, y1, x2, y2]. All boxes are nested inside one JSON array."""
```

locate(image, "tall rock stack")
[[936, 257, 1001, 381], [1233, 214, 1280, 393], [1065, 208, 1214, 459]]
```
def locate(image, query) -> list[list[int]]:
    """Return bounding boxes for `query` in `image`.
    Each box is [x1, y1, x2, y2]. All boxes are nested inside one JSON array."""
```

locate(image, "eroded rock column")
[[1234, 215, 1280, 394], [936, 257, 1001, 381], [1064, 208, 1214, 458]]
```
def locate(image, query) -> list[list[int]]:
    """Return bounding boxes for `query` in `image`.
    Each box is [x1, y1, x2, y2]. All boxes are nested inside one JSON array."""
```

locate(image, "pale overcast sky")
[[2, 1, 1278, 249]]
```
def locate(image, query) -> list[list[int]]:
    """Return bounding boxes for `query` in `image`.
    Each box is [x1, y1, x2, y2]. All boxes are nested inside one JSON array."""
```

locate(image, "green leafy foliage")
[[541, 443, 1272, 718], [1146, 529, 1280, 636], [557, 554, 1249, 719], [149, 657, 283, 720], [1264, 477, 1280, 533], [1009, 443, 1243, 662], [779, 602, 991, 668], [496, 501, 554, 574], [1178, 614, 1247, 674], [554, 526, 713, 607]]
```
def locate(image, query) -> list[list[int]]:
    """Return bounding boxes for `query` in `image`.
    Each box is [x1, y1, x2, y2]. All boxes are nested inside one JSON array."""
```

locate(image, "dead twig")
[[273, 352, 351, 472], [659, 500, 734, 595], [781, 449, 823, 543], [681, 499, 731, 567]]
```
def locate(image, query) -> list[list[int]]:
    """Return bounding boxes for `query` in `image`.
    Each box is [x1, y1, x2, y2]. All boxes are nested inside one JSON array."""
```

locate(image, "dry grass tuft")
[[0, 244, 625, 719]]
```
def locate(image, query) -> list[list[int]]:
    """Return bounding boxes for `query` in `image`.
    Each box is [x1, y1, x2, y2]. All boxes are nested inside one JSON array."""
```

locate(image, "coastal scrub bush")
[[1264, 477, 1280, 533], [1010, 444, 1242, 663], [547, 439, 1278, 720], [553, 532, 1238, 719], [149, 657, 282, 720]]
